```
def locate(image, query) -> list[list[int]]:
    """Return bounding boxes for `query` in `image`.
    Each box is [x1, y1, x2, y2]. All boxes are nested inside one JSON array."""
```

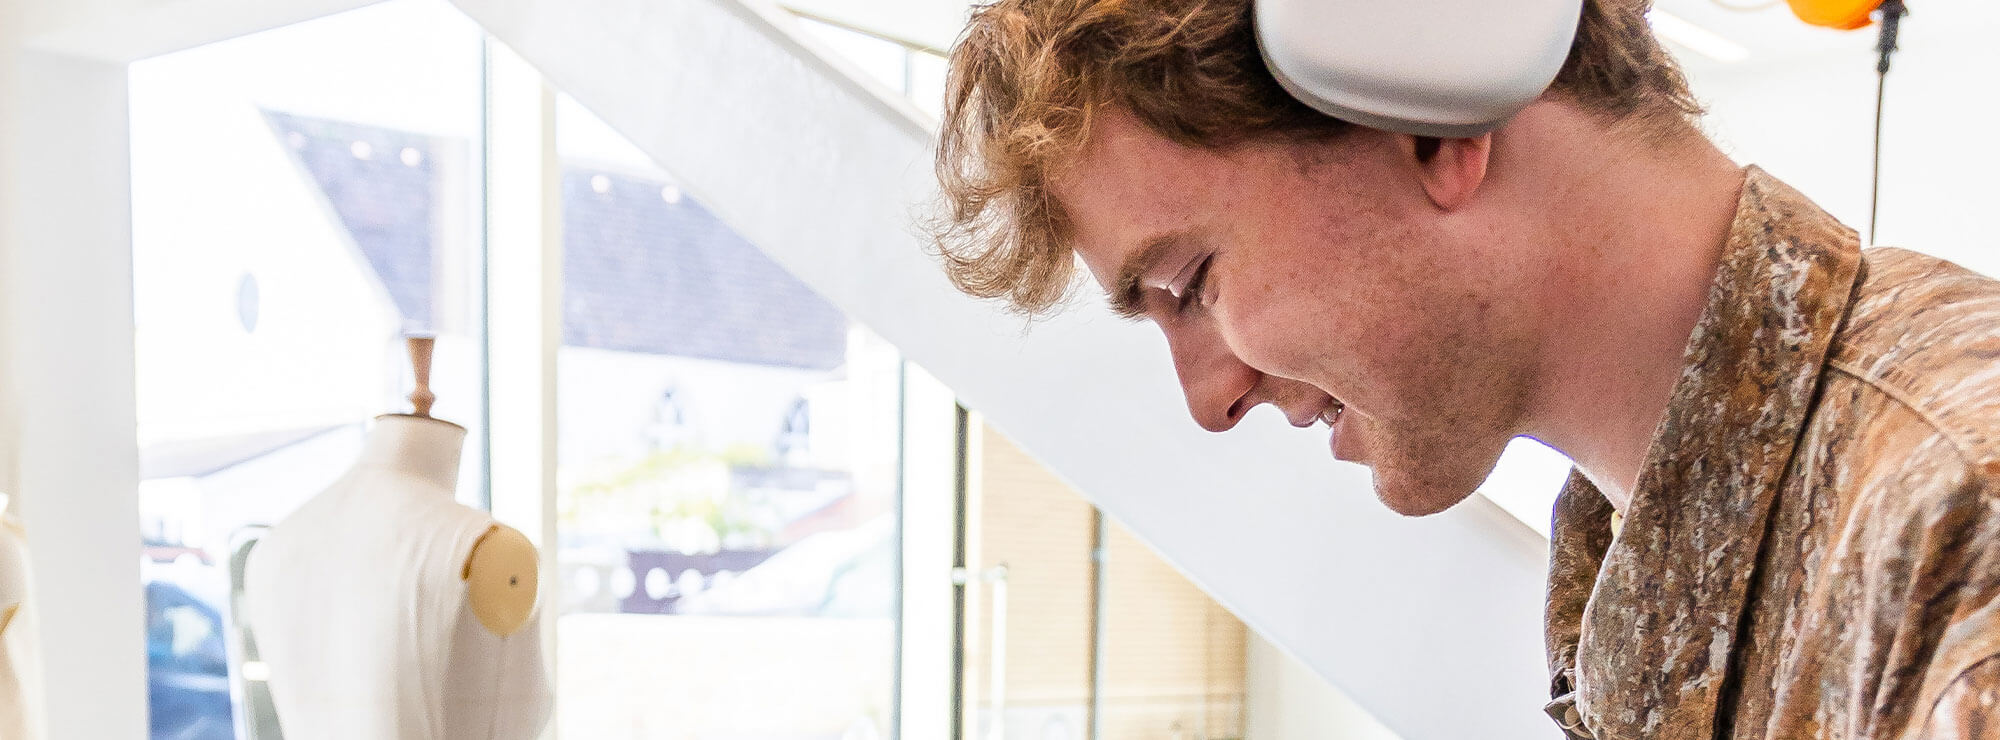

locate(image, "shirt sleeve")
[[1917, 654, 2000, 740]]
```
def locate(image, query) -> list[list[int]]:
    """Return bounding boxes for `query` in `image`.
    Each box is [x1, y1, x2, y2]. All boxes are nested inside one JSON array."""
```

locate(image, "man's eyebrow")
[[1108, 233, 1184, 321]]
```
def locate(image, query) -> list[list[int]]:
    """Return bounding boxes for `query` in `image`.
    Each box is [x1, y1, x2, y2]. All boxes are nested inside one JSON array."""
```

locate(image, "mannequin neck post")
[[358, 414, 467, 491]]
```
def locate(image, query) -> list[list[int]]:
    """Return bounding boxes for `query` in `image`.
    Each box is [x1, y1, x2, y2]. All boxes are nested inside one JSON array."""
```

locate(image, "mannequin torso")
[[0, 504, 23, 635], [0, 499, 40, 740], [243, 415, 549, 740]]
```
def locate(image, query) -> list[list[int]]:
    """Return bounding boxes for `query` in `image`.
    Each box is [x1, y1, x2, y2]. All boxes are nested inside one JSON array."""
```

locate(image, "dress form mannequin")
[[0, 493, 42, 740], [243, 338, 549, 739], [2, 264, 31, 740]]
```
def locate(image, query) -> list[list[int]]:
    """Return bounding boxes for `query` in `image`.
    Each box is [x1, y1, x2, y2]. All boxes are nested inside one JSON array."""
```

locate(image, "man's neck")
[[1506, 112, 1745, 512]]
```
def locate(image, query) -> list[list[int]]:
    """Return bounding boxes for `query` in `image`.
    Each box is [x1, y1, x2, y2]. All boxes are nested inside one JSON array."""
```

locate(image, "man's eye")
[[1176, 256, 1213, 313]]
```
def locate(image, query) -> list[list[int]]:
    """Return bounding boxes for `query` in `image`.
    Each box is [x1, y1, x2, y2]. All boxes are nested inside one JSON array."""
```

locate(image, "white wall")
[[1245, 634, 1403, 740], [1687, 5, 2000, 278], [0, 11, 32, 738], [0, 8, 22, 508]]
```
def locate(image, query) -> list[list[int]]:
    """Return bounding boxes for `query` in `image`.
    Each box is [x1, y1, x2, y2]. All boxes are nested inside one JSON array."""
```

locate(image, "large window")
[[793, 15, 950, 119], [552, 96, 905, 739], [130, 9, 920, 738], [129, 3, 488, 736]]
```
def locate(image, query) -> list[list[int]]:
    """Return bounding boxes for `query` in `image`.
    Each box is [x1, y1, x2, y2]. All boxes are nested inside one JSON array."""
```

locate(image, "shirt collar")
[[1545, 166, 1865, 740]]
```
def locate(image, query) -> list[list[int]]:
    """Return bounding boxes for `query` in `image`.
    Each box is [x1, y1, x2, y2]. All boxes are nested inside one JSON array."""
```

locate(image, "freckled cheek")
[[1212, 288, 1330, 382], [1220, 270, 1426, 399]]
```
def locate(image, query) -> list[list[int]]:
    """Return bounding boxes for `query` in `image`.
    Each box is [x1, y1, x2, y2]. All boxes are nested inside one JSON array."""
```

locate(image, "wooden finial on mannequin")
[[406, 335, 437, 418], [396, 334, 537, 636]]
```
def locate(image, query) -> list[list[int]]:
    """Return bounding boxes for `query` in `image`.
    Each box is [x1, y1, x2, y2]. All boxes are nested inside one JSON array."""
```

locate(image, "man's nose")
[[1168, 328, 1259, 433]]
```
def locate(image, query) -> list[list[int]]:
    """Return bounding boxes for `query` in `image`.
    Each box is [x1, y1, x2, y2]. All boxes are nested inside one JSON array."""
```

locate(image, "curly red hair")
[[927, 0, 1703, 315]]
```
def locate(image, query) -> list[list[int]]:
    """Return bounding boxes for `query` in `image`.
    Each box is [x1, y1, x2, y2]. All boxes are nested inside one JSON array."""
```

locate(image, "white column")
[[2, 47, 148, 740], [897, 364, 958, 740], [483, 38, 564, 738]]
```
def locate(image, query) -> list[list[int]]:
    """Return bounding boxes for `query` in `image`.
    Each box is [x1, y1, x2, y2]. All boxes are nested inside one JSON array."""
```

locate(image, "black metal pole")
[[1869, 0, 1907, 245]]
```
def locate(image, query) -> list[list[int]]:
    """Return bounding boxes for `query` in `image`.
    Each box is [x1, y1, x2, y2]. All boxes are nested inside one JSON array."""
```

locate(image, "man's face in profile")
[[1051, 109, 1543, 516]]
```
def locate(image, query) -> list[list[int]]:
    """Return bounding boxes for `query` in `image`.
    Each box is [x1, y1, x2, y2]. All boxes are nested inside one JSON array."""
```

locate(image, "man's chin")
[[1370, 469, 1482, 517]]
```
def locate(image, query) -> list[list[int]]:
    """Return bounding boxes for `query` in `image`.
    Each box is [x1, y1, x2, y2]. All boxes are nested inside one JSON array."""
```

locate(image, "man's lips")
[[1287, 398, 1344, 428], [1317, 400, 1345, 428], [1325, 400, 1363, 463], [1285, 399, 1361, 463]]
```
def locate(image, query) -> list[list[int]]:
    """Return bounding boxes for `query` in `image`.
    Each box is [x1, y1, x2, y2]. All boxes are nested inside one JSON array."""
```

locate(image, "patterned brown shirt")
[[1544, 167, 2000, 740]]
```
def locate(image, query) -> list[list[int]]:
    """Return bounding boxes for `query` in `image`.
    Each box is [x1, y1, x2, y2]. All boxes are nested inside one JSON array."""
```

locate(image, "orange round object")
[[1787, 0, 1882, 30]]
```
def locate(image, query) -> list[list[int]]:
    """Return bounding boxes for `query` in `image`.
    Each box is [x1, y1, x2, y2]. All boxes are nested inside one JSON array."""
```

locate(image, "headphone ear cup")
[[1255, 0, 1583, 137], [1786, 0, 1882, 30]]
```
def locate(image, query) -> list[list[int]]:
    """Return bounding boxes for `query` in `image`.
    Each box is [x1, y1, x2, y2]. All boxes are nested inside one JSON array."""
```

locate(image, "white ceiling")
[[782, 0, 1912, 71]]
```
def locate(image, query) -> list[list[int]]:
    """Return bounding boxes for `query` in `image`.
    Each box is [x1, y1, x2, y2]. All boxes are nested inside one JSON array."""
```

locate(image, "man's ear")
[[1406, 134, 1492, 211]]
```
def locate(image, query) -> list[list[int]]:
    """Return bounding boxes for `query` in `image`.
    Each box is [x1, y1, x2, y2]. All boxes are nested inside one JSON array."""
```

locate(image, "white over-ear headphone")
[[1254, 0, 1585, 137]]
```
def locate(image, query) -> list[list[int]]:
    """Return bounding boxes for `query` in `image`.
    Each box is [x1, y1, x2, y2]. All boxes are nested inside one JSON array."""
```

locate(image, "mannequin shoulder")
[[461, 523, 539, 637], [0, 520, 26, 635]]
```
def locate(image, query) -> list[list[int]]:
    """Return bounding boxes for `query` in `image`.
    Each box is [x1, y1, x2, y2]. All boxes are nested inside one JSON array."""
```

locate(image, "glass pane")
[[797, 18, 912, 95], [907, 51, 950, 120], [791, 13, 951, 118], [553, 95, 904, 739], [1097, 521, 1246, 740], [1477, 437, 1573, 538], [128, 2, 487, 736], [968, 424, 1249, 740]]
